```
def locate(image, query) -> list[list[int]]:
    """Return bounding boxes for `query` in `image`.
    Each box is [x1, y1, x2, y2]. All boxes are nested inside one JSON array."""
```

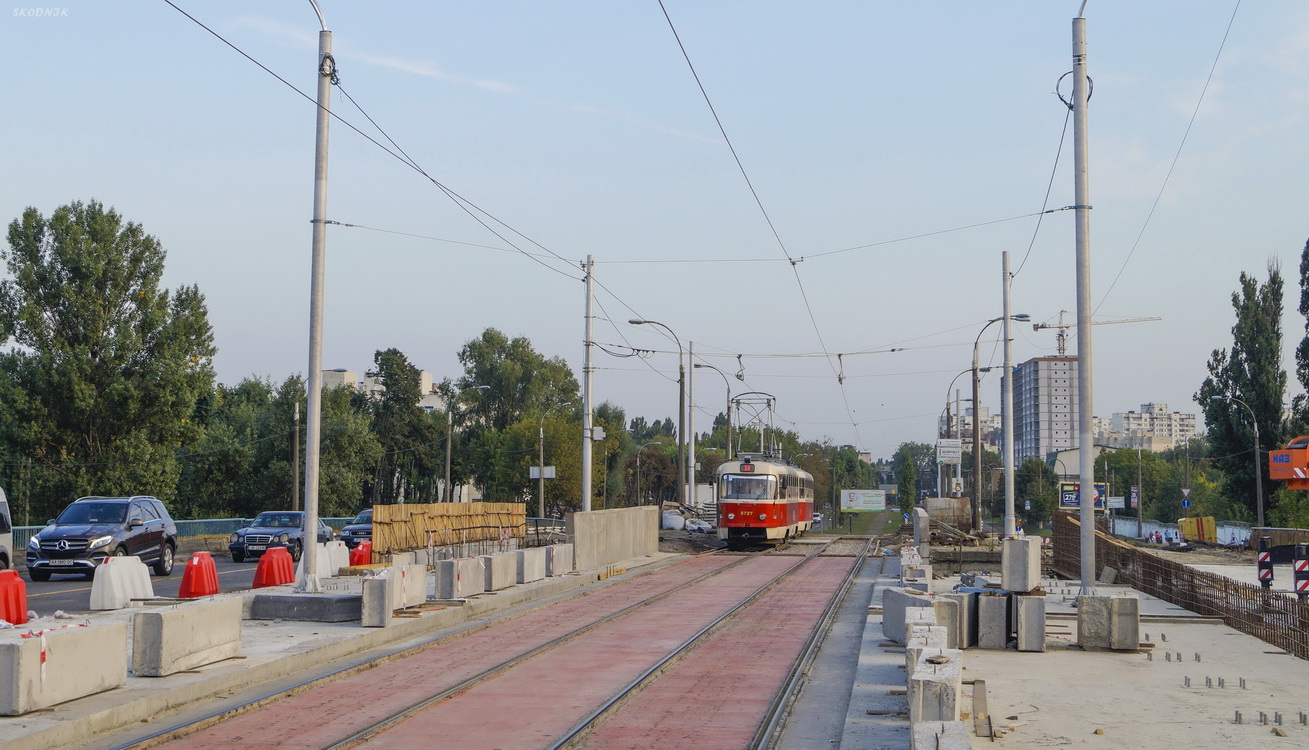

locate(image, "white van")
[[0, 487, 12, 570]]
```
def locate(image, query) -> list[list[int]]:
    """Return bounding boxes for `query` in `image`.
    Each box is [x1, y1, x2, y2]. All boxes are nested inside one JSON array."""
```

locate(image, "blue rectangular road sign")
[[1058, 481, 1108, 510]]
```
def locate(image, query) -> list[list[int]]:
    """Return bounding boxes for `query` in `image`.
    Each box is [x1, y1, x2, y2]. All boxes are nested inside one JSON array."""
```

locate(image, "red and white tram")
[[716, 455, 815, 546]]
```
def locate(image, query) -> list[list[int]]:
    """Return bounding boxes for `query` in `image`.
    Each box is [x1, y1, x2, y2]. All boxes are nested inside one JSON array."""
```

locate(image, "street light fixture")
[[630, 319, 687, 506], [538, 401, 572, 519], [634, 441, 662, 505], [1212, 395, 1264, 527], [444, 385, 489, 503], [694, 362, 733, 461], [973, 314, 1029, 535]]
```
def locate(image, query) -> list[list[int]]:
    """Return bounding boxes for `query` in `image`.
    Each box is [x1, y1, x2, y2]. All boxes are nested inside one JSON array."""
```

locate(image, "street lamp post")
[[630, 319, 686, 506], [973, 314, 1029, 535], [1214, 395, 1264, 528], [941, 368, 973, 499], [444, 385, 489, 503], [693, 363, 732, 461], [634, 441, 662, 505], [538, 401, 572, 519]]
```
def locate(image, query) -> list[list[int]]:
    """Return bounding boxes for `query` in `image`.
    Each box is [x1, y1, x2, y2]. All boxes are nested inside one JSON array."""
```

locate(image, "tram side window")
[[721, 475, 774, 499]]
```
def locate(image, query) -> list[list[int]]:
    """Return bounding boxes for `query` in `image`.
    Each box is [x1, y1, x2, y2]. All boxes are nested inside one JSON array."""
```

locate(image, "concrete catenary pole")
[[687, 341, 695, 508], [297, 4, 332, 594], [1072, 13, 1097, 594], [581, 256, 595, 512], [1002, 253, 1019, 538], [971, 358, 982, 533]]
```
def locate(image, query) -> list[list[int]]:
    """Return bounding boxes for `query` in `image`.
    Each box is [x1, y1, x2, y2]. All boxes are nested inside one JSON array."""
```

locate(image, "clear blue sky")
[[3, 2, 1307, 459]]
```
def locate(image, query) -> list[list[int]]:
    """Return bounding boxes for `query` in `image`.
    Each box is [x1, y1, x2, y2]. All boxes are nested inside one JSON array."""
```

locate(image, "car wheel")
[[28, 568, 50, 582], [232, 550, 245, 563], [153, 543, 175, 576], [290, 541, 303, 563]]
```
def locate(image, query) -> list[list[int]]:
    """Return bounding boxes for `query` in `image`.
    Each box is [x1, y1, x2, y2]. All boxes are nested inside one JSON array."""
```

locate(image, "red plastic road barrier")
[[348, 540, 373, 567], [178, 551, 220, 598], [253, 547, 296, 588], [0, 569, 28, 625]]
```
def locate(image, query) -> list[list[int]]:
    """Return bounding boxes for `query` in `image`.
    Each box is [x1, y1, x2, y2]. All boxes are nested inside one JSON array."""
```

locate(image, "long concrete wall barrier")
[[546, 544, 574, 576], [0, 622, 128, 715], [132, 598, 243, 677], [566, 506, 658, 571]]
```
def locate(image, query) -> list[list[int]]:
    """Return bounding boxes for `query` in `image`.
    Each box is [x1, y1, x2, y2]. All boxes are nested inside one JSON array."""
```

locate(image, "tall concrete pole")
[[687, 341, 696, 507], [971, 357, 982, 533], [1073, 14, 1097, 594], [581, 256, 595, 512], [297, 11, 332, 594], [1002, 252, 1018, 538]]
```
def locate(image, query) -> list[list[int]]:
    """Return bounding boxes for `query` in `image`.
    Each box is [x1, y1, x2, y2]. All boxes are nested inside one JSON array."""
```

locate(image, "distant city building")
[[321, 368, 448, 412], [1008, 356, 1079, 465], [1097, 403, 1197, 451]]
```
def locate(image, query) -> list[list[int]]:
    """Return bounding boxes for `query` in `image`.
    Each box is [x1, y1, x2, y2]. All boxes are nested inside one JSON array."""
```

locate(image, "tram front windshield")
[[720, 475, 775, 500]]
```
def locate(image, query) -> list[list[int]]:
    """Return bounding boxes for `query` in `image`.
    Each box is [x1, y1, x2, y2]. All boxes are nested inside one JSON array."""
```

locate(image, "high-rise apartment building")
[[1009, 356, 1079, 464]]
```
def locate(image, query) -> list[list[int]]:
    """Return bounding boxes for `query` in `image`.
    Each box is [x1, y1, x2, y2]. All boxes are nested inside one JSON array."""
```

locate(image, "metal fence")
[[1052, 511, 1309, 661], [13, 517, 356, 549]]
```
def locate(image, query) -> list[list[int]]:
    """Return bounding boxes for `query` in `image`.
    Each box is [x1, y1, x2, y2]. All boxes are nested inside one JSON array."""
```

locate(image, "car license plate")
[[246, 545, 266, 551], [50, 560, 75, 566]]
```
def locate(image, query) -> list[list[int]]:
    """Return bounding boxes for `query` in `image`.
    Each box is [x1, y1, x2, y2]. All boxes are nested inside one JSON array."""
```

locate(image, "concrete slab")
[[480, 552, 516, 591], [910, 720, 971, 750], [517, 547, 546, 584], [361, 574, 394, 628], [437, 557, 484, 599], [937, 591, 976, 648], [881, 586, 936, 643], [977, 593, 1009, 649], [546, 543, 574, 576], [132, 598, 243, 676], [908, 647, 962, 722], [1014, 594, 1045, 652], [1076, 595, 1113, 651], [1109, 595, 1140, 651], [248, 592, 363, 622], [1002, 537, 1042, 593]]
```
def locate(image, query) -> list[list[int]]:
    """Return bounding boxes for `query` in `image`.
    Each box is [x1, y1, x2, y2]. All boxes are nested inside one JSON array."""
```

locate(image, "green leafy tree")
[[1014, 457, 1057, 526], [451, 328, 579, 431], [366, 348, 441, 505], [0, 200, 215, 519], [1196, 262, 1286, 522]]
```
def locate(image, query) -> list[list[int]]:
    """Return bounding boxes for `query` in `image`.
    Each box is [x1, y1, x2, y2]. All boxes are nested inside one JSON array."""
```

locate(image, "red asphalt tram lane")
[[160, 553, 742, 750], [578, 555, 857, 749]]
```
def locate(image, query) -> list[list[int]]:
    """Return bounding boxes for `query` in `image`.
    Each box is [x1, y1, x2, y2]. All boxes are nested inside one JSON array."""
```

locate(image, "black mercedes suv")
[[26, 496, 178, 581]]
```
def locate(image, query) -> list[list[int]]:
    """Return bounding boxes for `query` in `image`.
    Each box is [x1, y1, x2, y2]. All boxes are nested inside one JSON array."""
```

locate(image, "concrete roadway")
[[18, 556, 260, 614]]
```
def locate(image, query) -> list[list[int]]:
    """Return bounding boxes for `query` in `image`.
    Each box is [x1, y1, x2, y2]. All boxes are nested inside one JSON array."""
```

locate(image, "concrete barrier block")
[[395, 563, 427, 609], [89, 555, 154, 610], [977, 593, 1009, 649], [937, 592, 977, 648], [881, 587, 935, 643], [567, 507, 659, 571], [1001, 537, 1042, 593], [132, 597, 243, 676], [361, 574, 395, 628], [546, 544, 574, 576], [316, 541, 351, 578], [1076, 595, 1112, 651], [905, 625, 948, 677], [480, 553, 516, 591], [913, 508, 931, 559], [516, 548, 546, 584], [909, 647, 962, 722], [910, 721, 971, 750], [436, 558, 483, 599], [0, 621, 128, 715], [1110, 596, 1140, 651], [1014, 594, 1045, 652]]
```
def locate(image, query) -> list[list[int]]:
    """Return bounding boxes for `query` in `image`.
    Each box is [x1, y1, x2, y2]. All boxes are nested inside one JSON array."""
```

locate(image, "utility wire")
[[1013, 108, 1072, 278]]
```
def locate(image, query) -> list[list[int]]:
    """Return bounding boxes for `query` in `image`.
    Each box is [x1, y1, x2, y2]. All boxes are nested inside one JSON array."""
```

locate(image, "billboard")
[[841, 489, 887, 512], [1058, 481, 1108, 511], [937, 438, 962, 466]]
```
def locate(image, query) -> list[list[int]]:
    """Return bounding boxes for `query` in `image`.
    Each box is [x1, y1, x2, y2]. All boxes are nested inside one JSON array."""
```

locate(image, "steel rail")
[[322, 550, 770, 750], [754, 535, 877, 749], [112, 553, 745, 750], [548, 539, 837, 750]]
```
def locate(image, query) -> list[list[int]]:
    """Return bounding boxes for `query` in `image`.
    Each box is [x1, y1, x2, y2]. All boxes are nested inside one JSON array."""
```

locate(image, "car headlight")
[[88, 535, 114, 550], [278, 533, 289, 543], [28, 535, 40, 547], [230, 533, 239, 544]]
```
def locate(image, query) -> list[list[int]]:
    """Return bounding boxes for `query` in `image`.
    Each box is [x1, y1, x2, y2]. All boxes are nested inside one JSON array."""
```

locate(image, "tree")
[[1196, 261, 1286, 522], [1014, 457, 1056, 526], [366, 348, 441, 505], [892, 443, 934, 515], [451, 328, 578, 431], [0, 200, 215, 519]]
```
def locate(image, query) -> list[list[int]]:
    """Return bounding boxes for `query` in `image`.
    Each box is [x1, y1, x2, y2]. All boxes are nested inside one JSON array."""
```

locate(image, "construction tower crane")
[[1033, 310, 1162, 356]]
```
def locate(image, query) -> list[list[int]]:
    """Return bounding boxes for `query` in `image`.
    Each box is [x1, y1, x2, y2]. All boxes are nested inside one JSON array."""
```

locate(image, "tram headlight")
[[726, 513, 735, 520], [758, 512, 767, 520]]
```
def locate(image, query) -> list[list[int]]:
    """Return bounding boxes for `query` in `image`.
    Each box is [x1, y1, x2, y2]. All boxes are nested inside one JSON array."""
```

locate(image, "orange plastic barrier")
[[0, 569, 28, 625], [178, 551, 220, 598], [253, 547, 296, 588], [348, 540, 373, 567]]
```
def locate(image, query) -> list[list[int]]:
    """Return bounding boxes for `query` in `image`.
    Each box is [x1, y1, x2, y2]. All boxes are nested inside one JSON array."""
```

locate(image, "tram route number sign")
[[937, 439, 962, 466], [1058, 481, 1108, 511]]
